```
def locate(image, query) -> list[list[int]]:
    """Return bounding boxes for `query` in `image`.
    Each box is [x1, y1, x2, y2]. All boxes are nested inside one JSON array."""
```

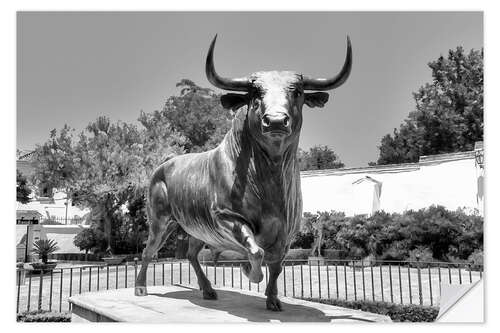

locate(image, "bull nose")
[[262, 114, 291, 129]]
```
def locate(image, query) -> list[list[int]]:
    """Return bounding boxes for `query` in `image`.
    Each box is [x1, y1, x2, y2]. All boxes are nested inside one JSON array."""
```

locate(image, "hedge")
[[292, 205, 483, 262], [17, 311, 71, 322], [304, 298, 439, 322]]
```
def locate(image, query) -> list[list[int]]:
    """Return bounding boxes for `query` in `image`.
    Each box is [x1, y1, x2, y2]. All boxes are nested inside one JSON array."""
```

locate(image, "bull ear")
[[220, 93, 249, 111], [304, 92, 330, 108]]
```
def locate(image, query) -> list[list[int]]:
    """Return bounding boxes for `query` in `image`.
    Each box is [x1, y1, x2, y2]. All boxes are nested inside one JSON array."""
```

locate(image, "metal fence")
[[16, 259, 482, 314]]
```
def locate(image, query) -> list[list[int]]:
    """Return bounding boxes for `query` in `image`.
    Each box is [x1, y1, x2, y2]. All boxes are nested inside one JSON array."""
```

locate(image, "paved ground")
[[69, 285, 392, 322], [17, 261, 481, 313]]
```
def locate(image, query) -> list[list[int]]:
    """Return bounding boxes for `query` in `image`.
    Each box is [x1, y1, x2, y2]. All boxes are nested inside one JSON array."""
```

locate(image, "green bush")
[[467, 249, 483, 271], [17, 311, 71, 322], [300, 206, 483, 263], [304, 298, 438, 322]]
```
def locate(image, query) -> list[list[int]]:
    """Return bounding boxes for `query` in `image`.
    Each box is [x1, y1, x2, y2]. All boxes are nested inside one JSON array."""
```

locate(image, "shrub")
[[304, 298, 438, 322], [17, 311, 71, 322], [467, 249, 483, 271], [304, 205, 483, 263], [408, 246, 434, 263], [32, 239, 59, 264], [290, 232, 315, 249]]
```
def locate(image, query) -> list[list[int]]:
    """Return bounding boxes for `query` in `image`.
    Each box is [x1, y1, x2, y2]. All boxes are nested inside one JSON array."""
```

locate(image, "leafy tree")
[[376, 47, 483, 165], [155, 79, 232, 152], [73, 228, 104, 260], [33, 116, 185, 254], [298, 145, 345, 171], [31, 125, 77, 197], [16, 170, 32, 204]]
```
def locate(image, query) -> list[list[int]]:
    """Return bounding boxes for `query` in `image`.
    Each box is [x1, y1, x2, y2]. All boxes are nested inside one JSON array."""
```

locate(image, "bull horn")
[[206, 34, 250, 91], [303, 36, 352, 91]]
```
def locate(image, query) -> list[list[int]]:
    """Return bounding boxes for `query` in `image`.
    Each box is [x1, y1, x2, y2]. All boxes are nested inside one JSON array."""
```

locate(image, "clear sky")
[[17, 11, 483, 167]]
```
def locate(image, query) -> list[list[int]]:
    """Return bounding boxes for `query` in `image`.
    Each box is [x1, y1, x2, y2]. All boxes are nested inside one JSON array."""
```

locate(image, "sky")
[[17, 12, 483, 167]]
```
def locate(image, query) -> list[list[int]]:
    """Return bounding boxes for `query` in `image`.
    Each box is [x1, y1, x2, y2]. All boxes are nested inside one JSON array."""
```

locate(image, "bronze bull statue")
[[135, 35, 352, 311]]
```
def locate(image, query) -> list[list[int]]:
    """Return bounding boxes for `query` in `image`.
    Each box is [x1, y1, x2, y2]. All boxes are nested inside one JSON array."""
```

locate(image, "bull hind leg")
[[187, 236, 218, 300], [135, 218, 177, 296]]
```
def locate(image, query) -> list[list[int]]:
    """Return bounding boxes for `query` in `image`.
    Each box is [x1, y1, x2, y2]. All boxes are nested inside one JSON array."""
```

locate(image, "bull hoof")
[[135, 286, 148, 296], [266, 295, 282, 311], [203, 289, 218, 300]]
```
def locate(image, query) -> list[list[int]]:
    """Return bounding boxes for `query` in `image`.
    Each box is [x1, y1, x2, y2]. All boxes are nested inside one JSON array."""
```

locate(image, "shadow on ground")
[[150, 287, 374, 322]]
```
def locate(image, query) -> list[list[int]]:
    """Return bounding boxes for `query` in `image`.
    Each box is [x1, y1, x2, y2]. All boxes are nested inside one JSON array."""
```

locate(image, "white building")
[[301, 144, 484, 216]]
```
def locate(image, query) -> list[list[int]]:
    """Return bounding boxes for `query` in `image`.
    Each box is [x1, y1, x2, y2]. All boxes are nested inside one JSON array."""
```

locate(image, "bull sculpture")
[[135, 35, 352, 311]]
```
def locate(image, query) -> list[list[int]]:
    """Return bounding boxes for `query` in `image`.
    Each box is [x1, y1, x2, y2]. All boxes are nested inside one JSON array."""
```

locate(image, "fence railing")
[[16, 259, 482, 314]]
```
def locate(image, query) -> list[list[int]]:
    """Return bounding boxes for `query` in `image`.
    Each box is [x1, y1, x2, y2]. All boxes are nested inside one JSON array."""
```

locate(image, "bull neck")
[[223, 108, 300, 178]]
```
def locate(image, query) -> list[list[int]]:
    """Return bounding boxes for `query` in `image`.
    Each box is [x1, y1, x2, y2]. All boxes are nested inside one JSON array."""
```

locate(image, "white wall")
[[300, 151, 483, 216], [16, 224, 89, 261]]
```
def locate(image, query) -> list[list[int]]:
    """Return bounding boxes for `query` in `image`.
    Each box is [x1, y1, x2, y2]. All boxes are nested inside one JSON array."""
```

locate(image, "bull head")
[[206, 34, 352, 154]]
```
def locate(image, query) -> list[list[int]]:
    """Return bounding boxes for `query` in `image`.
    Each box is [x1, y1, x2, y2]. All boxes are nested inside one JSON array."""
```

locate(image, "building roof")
[[16, 210, 43, 221], [300, 146, 481, 178]]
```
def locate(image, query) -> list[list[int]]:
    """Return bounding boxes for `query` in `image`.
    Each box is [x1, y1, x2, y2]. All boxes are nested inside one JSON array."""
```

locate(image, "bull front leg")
[[233, 224, 263, 283], [264, 261, 283, 311], [213, 208, 264, 283]]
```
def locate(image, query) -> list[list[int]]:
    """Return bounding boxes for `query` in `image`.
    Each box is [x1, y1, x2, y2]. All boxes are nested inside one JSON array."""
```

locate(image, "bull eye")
[[293, 89, 303, 98]]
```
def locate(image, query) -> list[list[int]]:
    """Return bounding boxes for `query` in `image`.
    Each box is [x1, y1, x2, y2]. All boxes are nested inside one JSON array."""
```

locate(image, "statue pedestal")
[[69, 285, 391, 323]]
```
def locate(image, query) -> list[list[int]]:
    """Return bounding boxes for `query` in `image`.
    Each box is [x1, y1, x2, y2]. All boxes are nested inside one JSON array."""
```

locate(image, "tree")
[[376, 46, 483, 165], [31, 125, 77, 198], [33, 116, 185, 254], [298, 145, 345, 171], [155, 79, 232, 152], [73, 228, 104, 260], [16, 170, 32, 204]]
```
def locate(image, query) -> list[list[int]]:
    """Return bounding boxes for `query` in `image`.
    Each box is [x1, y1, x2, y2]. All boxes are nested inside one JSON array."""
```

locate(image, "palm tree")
[[32, 239, 59, 264]]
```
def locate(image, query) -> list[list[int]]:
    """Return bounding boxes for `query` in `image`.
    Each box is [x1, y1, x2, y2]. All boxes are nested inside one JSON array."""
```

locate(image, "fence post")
[[134, 258, 138, 286], [37, 270, 44, 311], [17, 270, 21, 313], [58, 269, 63, 312], [370, 263, 375, 302], [361, 259, 366, 301], [300, 264, 304, 298], [416, 257, 423, 306], [88, 267, 92, 291], [335, 263, 339, 299], [283, 263, 286, 297], [115, 265, 119, 289], [343, 262, 348, 300], [326, 262, 330, 299], [79, 267, 82, 294], [49, 270, 54, 311], [407, 263, 412, 304], [379, 264, 384, 302], [352, 260, 357, 301], [428, 264, 433, 306], [398, 264, 403, 304]]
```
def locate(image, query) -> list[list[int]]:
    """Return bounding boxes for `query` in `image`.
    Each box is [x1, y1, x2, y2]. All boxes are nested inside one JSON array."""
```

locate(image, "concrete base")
[[69, 285, 391, 323]]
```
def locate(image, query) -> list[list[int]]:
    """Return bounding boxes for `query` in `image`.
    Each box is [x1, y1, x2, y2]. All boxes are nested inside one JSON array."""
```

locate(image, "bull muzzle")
[[261, 113, 291, 136]]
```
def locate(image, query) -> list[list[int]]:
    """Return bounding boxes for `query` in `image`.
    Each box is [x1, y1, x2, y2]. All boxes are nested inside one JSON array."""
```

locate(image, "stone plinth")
[[69, 285, 391, 323]]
